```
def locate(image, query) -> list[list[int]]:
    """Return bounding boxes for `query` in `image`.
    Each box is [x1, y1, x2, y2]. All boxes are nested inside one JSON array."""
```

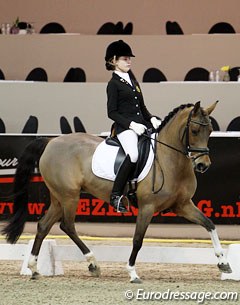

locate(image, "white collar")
[[114, 71, 132, 86]]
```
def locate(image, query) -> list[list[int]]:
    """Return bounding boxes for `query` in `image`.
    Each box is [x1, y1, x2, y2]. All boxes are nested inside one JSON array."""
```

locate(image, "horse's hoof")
[[218, 263, 232, 273], [88, 263, 101, 277], [130, 277, 142, 284], [31, 272, 40, 280]]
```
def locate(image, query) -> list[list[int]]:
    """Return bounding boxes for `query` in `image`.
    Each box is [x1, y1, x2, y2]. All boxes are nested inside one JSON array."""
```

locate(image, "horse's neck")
[[156, 116, 192, 173], [158, 117, 184, 155]]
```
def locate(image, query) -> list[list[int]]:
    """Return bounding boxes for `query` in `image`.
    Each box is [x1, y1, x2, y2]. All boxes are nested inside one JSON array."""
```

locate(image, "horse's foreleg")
[[208, 229, 232, 273], [176, 201, 232, 273], [59, 197, 100, 277], [29, 196, 62, 279], [127, 206, 154, 283]]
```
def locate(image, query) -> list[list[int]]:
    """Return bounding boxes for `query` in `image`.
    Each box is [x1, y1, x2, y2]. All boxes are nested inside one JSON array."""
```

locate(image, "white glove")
[[129, 121, 147, 135], [151, 117, 162, 129]]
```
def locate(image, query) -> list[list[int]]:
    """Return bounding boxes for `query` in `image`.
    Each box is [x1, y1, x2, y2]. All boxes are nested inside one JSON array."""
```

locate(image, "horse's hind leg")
[[59, 195, 100, 277], [175, 200, 232, 273], [28, 194, 62, 279]]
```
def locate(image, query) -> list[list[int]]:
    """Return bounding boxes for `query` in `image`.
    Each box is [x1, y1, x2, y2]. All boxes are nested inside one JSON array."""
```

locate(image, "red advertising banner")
[[0, 134, 240, 224]]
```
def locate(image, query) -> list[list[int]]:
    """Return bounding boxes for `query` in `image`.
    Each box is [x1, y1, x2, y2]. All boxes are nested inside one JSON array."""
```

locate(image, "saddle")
[[105, 133, 151, 180], [105, 131, 152, 207], [92, 130, 155, 207]]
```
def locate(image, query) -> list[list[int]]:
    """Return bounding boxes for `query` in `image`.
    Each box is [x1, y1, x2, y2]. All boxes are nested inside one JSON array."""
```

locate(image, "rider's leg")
[[110, 130, 138, 213]]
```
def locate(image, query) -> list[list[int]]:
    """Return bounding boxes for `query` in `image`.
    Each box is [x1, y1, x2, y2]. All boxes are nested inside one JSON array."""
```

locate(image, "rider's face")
[[115, 56, 132, 73]]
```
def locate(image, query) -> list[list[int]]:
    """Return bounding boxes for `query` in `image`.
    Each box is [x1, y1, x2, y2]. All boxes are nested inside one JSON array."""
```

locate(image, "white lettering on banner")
[[124, 289, 239, 303], [0, 158, 18, 167]]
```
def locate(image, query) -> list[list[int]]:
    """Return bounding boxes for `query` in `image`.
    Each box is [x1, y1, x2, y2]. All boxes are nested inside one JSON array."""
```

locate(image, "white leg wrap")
[[28, 254, 38, 274], [126, 264, 140, 282], [85, 251, 101, 277], [209, 229, 228, 264], [85, 251, 96, 264]]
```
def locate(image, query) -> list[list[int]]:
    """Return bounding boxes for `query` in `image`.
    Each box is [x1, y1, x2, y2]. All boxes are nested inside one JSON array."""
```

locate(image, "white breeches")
[[117, 129, 138, 163]]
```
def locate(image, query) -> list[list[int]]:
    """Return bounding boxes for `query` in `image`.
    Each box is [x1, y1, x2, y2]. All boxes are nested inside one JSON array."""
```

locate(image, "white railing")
[[1, 239, 239, 281]]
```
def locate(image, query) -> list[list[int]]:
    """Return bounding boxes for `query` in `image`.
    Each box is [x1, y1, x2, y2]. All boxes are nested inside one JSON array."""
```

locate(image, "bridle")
[[144, 107, 211, 193], [145, 107, 211, 161], [182, 108, 210, 162]]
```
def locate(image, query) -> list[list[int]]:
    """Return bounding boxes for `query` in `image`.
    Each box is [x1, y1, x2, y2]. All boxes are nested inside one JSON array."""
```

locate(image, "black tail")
[[2, 137, 49, 243]]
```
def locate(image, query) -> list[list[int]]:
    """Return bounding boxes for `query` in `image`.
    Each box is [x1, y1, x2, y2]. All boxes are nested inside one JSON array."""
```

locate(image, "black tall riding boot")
[[110, 155, 136, 213]]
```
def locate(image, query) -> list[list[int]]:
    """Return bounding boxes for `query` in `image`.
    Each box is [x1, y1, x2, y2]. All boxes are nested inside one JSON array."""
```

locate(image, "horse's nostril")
[[196, 163, 209, 173]]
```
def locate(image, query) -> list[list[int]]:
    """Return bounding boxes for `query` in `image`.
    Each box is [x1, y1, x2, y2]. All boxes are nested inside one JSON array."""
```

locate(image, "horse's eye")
[[191, 128, 199, 136]]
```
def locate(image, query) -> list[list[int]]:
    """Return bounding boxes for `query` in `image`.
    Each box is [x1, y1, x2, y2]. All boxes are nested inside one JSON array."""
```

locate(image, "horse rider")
[[105, 39, 162, 213]]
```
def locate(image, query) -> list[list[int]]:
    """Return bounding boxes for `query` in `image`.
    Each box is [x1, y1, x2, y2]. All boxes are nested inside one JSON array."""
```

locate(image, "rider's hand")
[[129, 121, 147, 135], [151, 117, 162, 129]]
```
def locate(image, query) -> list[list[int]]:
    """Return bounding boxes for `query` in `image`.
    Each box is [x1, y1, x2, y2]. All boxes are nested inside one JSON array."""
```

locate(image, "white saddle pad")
[[92, 137, 155, 182]]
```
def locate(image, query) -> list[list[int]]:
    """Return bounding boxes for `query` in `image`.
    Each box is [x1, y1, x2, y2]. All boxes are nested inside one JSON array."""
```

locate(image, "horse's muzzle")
[[195, 162, 210, 173], [189, 151, 211, 173]]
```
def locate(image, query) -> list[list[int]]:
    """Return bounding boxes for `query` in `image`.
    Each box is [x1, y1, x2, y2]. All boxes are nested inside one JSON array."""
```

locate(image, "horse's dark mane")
[[158, 103, 194, 132]]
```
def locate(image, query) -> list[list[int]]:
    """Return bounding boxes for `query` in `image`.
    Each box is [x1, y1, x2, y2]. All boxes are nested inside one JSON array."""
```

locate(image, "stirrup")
[[110, 194, 128, 213]]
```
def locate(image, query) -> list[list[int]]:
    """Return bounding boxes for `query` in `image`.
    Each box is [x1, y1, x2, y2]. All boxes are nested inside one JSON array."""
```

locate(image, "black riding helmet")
[[105, 40, 135, 70]]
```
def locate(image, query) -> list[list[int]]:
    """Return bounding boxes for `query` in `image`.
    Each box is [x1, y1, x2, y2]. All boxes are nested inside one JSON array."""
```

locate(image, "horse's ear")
[[204, 100, 218, 115], [193, 101, 201, 114]]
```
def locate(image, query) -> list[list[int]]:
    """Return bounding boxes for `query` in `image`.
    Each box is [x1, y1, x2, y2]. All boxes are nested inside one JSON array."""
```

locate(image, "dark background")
[[0, 135, 239, 224]]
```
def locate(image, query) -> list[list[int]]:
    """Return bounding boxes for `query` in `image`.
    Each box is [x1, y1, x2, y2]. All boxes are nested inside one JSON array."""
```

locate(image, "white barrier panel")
[[221, 244, 240, 281], [0, 240, 236, 279], [0, 244, 27, 260], [53, 245, 220, 264], [20, 239, 64, 276]]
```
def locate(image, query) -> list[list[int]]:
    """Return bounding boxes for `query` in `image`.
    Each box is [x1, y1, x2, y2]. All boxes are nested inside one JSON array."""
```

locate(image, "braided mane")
[[158, 103, 194, 132]]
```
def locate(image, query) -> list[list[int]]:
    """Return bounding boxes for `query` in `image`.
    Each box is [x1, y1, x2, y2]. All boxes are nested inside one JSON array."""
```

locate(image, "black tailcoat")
[[107, 72, 153, 134]]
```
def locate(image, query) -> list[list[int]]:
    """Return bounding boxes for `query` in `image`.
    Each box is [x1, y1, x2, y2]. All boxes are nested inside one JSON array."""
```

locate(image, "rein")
[[144, 108, 211, 194]]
